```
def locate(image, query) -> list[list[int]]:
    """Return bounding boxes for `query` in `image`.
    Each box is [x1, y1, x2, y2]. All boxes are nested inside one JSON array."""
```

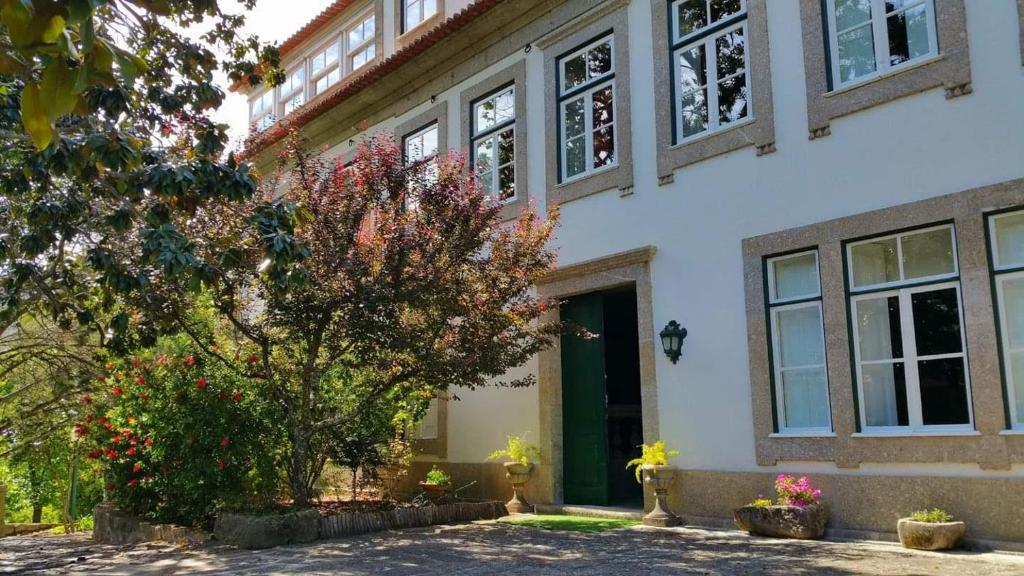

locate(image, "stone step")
[[532, 504, 644, 521]]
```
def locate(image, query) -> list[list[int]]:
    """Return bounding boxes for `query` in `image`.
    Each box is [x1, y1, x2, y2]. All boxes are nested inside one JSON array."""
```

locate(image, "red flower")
[[131, 357, 142, 368], [246, 354, 259, 365], [85, 449, 102, 460], [157, 354, 169, 365], [217, 459, 227, 470], [196, 377, 207, 389], [220, 437, 231, 447], [98, 417, 108, 426], [232, 392, 242, 402], [105, 362, 114, 371], [112, 436, 122, 444], [135, 376, 146, 386], [144, 437, 154, 447], [139, 393, 150, 402], [218, 391, 229, 401], [105, 449, 118, 460], [133, 463, 143, 473], [184, 355, 196, 367], [111, 387, 123, 397], [126, 447, 137, 456], [128, 479, 139, 488], [74, 423, 88, 438]]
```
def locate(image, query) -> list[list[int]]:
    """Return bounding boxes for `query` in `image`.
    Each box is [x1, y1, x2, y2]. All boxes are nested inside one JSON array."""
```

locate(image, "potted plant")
[[897, 508, 966, 550], [626, 440, 681, 527], [734, 475, 828, 539], [418, 465, 451, 501], [487, 435, 542, 514]]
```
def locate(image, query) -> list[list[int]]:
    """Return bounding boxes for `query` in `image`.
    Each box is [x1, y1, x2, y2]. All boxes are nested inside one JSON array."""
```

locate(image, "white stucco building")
[[242, 0, 1024, 545]]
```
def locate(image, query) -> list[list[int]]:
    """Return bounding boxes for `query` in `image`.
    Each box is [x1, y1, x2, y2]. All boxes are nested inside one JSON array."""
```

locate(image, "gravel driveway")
[[2, 522, 1022, 575]]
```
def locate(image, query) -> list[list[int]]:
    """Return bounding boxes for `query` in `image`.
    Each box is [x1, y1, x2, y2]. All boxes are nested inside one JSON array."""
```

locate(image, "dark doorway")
[[561, 286, 644, 507]]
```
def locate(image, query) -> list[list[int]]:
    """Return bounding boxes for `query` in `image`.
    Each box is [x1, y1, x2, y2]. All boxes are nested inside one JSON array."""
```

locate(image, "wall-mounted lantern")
[[660, 321, 687, 364]]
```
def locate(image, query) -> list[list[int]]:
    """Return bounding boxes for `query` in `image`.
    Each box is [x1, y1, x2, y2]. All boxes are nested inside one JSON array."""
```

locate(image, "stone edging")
[[318, 501, 508, 540]]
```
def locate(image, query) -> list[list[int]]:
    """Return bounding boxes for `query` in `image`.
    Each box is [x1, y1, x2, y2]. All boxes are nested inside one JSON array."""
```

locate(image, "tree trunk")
[[351, 468, 358, 501], [32, 505, 42, 524], [290, 433, 310, 508]]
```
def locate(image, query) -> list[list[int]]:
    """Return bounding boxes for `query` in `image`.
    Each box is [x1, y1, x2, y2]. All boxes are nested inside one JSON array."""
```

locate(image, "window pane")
[[718, 74, 748, 125], [994, 212, 1024, 268], [565, 137, 586, 178], [782, 367, 831, 429], [675, 0, 707, 38], [710, 0, 742, 23], [834, 0, 872, 30], [1011, 351, 1024, 425], [715, 28, 746, 80], [887, 4, 931, 66], [498, 164, 515, 201], [592, 86, 614, 128], [564, 54, 586, 91], [838, 23, 877, 83], [495, 88, 515, 124], [918, 358, 970, 425], [911, 288, 962, 356], [1001, 276, 1024, 350], [680, 87, 708, 138], [475, 138, 494, 174], [902, 228, 955, 280], [563, 98, 585, 137], [587, 41, 613, 80], [593, 126, 615, 168], [857, 296, 903, 361], [862, 362, 908, 426], [498, 128, 514, 166], [771, 253, 819, 301], [422, 127, 438, 157], [679, 44, 708, 92], [424, 0, 437, 18], [776, 306, 825, 368], [851, 237, 899, 287]]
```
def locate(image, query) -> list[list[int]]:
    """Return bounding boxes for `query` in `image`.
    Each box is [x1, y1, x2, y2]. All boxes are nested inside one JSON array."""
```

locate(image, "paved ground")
[[2, 522, 1023, 575]]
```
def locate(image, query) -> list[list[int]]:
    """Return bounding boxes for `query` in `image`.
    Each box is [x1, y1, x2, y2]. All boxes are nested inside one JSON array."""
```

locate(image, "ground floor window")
[[989, 209, 1024, 430]]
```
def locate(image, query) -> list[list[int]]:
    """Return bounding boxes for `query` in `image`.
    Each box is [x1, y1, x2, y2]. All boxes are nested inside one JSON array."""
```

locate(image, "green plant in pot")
[[488, 435, 541, 514], [625, 441, 681, 527], [419, 466, 452, 501], [898, 508, 966, 551]]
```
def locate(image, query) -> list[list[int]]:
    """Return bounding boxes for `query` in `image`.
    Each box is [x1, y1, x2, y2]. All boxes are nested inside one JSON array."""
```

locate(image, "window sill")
[[825, 54, 945, 98], [669, 116, 755, 151], [398, 13, 443, 44], [998, 429, 1024, 436], [557, 163, 620, 189], [851, 430, 980, 438], [769, 432, 836, 439]]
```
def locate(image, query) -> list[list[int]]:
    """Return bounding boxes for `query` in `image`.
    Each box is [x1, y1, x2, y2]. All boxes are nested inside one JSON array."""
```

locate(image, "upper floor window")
[[826, 0, 938, 88], [310, 42, 341, 96], [558, 35, 616, 182], [250, 90, 275, 132], [671, 0, 750, 142], [403, 0, 437, 33], [766, 251, 832, 434], [347, 13, 376, 71], [471, 85, 516, 202], [279, 68, 305, 116], [847, 225, 972, 433], [989, 210, 1024, 430]]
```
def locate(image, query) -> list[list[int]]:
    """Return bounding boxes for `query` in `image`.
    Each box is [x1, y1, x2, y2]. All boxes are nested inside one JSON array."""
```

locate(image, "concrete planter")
[[734, 503, 828, 539], [214, 508, 319, 550], [897, 518, 966, 551], [418, 482, 450, 502], [503, 462, 534, 514], [642, 465, 681, 527]]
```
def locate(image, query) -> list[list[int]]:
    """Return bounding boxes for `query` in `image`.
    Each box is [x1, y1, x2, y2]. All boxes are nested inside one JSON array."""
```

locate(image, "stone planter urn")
[[897, 518, 966, 550], [734, 503, 828, 539], [418, 482, 450, 502], [642, 465, 681, 527], [503, 462, 534, 514]]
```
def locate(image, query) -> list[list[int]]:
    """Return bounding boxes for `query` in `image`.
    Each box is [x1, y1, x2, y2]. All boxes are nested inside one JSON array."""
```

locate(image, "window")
[[310, 41, 341, 96], [403, 122, 439, 189], [471, 86, 516, 202], [847, 225, 972, 433], [826, 0, 938, 88], [989, 210, 1024, 430], [558, 35, 616, 182], [279, 68, 305, 116], [250, 90, 275, 132], [767, 251, 832, 434], [671, 0, 751, 142], [403, 0, 437, 33], [347, 13, 376, 71]]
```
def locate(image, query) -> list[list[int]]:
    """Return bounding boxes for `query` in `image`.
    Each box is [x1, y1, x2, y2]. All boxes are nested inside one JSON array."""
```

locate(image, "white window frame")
[[249, 90, 275, 132], [309, 38, 342, 97], [989, 210, 1024, 430], [278, 67, 306, 117], [847, 225, 973, 435], [557, 35, 617, 184], [346, 11, 376, 72], [670, 0, 752, 144], [471, 85, 516, 204], [825, 0, 939, 90], [403, 0, 437, 33], [766, 251, 833, 435], [403, 122, 439, 166]]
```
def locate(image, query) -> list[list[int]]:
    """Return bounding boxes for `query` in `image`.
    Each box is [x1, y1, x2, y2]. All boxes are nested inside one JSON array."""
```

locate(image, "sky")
[[210, 0, 336, 147]]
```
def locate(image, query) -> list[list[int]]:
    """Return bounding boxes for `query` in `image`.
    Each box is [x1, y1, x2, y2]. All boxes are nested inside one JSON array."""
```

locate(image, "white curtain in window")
[[856, 297, 900, 426], [775, 305, 829, 428]]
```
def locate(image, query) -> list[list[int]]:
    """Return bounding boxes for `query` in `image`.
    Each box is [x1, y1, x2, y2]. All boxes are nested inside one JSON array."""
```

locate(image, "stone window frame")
[[396, 0, 445, 48], [459, 61, 529, 222], [395, 101, 448, 167], [986, 205, 1024, 431], [650, 0, 776, 184], [542, 4, 634, 204], [798, 0, 972, 140], [742, 177, 1024, 471]]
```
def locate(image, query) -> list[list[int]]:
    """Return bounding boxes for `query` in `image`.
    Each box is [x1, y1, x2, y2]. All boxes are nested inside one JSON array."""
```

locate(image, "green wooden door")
[[561, 293, 609, 505]]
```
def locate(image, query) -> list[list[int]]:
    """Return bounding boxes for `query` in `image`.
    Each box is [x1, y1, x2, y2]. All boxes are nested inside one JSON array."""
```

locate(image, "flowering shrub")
[[774, 475, 822, 507], [76, 337, 283, 526]]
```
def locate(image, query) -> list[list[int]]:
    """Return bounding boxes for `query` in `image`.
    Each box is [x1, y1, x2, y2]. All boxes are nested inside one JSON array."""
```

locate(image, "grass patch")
[[499, 514, 639, 534]]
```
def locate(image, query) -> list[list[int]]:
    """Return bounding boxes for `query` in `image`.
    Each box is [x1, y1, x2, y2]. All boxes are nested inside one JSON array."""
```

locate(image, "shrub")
[[77, 336, 284, 526], [774, 475, 822, 507], [424, 466, 451, 486], [625, 440, 679, 483], [750, 497, 774, 509], [910, 508, 954, 523], [487, 434, 541, 466]]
